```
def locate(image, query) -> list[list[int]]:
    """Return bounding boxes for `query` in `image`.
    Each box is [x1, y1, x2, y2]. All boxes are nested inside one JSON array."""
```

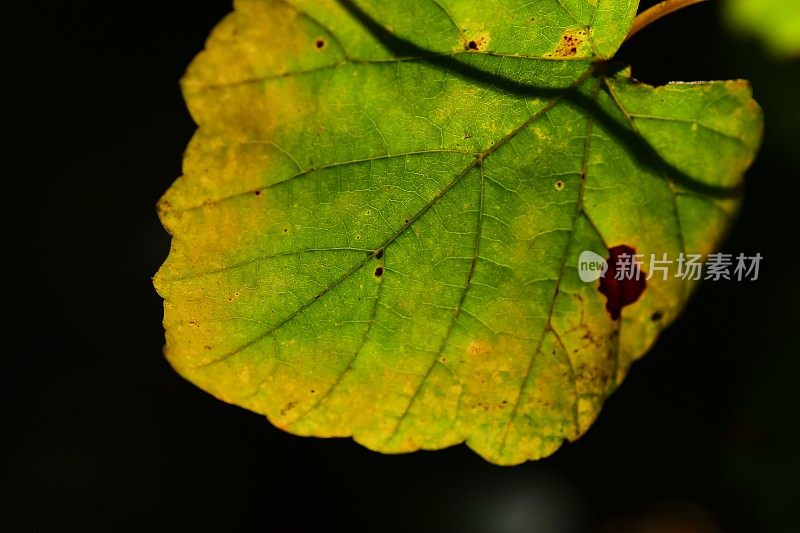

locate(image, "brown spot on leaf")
[[315, 38, 326, 49], [280, 401, 296, 416], [467, 341, 490, 356], [461, 34, 489, 51], [374, 266, 384, 277], [546, 28, 587, 58]]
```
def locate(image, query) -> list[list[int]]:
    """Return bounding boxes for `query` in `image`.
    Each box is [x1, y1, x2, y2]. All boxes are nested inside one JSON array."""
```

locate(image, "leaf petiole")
[[624, 0, 709, 42]]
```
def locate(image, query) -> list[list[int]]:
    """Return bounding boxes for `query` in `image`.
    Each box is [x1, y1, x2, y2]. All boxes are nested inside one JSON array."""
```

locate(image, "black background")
[[7, 1, 799, 531]]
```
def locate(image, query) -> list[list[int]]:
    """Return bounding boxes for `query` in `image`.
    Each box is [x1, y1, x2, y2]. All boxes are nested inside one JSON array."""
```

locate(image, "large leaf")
[[155, 0, 762, 465]]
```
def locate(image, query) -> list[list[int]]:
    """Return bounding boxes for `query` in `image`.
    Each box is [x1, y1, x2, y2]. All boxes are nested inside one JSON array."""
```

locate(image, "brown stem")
[[624, 0, 709, 43]]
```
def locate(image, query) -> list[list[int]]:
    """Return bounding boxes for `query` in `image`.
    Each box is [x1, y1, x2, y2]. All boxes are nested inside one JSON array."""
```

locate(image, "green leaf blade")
[[155, 0, 762, 465]]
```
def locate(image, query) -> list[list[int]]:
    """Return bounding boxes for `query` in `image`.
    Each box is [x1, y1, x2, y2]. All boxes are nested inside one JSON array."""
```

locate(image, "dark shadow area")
[[5, 0, 798, 532]]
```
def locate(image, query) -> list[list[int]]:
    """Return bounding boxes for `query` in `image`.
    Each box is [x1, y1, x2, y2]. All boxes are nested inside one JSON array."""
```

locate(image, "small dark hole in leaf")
[[468, 40, 478, 50], [283, 228, 288, 233], [375, 249, 384, 259], [374, 266, 384, 277], [315, 39, 325, 48], [555, 180, 564, 191], [651, 311, 664, 322], [254, 190, 261, 196]]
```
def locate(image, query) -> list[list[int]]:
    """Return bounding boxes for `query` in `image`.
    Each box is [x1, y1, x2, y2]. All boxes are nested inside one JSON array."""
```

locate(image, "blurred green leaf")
[[726, 0, 800, 57]]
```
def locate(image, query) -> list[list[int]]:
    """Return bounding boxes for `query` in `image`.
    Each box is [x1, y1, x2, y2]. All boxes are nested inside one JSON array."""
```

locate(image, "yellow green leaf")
[[154, 0, 762, 465]]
